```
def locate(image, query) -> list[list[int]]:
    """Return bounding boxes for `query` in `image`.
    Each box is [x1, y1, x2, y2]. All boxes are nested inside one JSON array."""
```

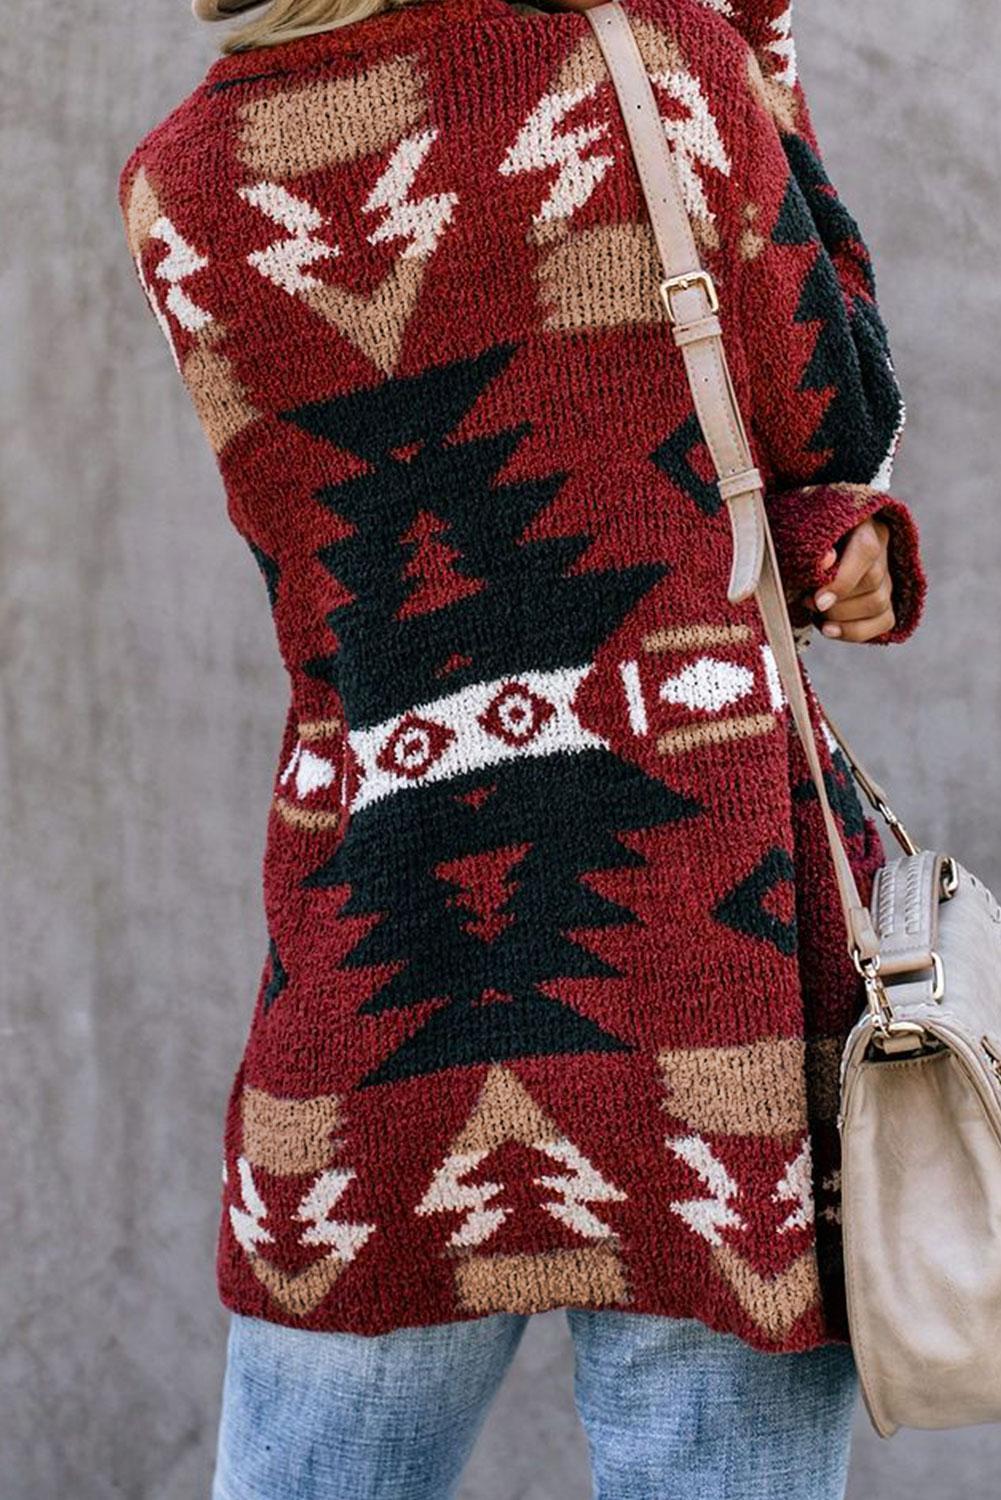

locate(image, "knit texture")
[[120, 0, 926, 1352]]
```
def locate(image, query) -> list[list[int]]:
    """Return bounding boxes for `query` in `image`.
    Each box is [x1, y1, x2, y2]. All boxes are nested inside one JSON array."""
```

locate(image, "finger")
[[807, 560, 888, 611], [814, 524, 883, 609], [823, 608, 896, 643], [822, 522, 882, 597], [822, 582, 893, 622], [850, 556, 890, 596]]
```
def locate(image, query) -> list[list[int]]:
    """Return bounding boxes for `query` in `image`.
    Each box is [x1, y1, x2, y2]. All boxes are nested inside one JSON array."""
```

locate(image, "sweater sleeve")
[[717, 4, 926, 643], [119, 132, 263, 468]]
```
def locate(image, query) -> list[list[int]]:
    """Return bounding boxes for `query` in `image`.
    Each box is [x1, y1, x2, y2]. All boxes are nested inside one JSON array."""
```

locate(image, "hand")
[[807, 517, 896, 643]]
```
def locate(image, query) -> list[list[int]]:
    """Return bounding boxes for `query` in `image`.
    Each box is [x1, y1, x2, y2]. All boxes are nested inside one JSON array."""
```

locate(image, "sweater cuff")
[[765, 483, 927, 644]]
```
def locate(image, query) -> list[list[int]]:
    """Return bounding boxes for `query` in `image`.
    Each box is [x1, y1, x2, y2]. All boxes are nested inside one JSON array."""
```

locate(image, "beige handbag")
[[580, 0, 1001, 1438]]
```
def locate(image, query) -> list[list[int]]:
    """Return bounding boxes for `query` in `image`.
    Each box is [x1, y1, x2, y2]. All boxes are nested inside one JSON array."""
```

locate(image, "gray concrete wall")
[[3, 0, 998, 1495]]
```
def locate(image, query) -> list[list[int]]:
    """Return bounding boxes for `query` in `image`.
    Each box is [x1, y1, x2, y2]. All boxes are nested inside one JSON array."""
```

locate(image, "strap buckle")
[[660, 270, 719, 326], [852, 948, 895, 1035]]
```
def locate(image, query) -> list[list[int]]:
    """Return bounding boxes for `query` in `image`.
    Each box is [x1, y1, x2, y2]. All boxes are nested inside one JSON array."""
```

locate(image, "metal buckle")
[[851, 944, 941, 1049], [852, 947, 894, 1034], [660, 270, 719, 326], [940, 855, 960, 901], [870, 793, 920, 856]]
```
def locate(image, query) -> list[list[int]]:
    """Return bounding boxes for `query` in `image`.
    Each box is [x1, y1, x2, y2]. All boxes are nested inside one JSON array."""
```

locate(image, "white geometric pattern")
[[819, 716, 839, 757], [499, 82, 616, 230], [134, 215, 213, 371], [872, 355, 907, 491], [773, 1136, 814, 1235], [760, 642, 786, 713], [229, 1154, 375, 1266], [619, 659, 649, 736], [668, 1133, 819, 1246], [349, 666, 607, 813], [767, 5, 798, 87], [695, 1, 797, 88], [658, 657, 756, 713], [619, 644, 785, 738], [650, 62, 732, 231], [229, 1156, 275, 1257], [149, 215, 213, 332], [535, 1139, 626, 1239], [416, 1137, 625, 1249], [667, 1134, 747, 1246], [415, 1148, 508, 1250], [295, 1167, 376, 1263], [239, 181, 340, 294], [499, 60, 728, 239], [364, 127, 459, 260], [280, 741, 339, 800]]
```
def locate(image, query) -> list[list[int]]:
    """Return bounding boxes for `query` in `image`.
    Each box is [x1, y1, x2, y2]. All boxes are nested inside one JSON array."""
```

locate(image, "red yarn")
[[120, 0, 925, 1352]]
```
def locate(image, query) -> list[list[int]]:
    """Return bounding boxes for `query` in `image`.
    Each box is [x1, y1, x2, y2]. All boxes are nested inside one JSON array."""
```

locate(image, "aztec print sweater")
[[120, 0, 927, 1353]]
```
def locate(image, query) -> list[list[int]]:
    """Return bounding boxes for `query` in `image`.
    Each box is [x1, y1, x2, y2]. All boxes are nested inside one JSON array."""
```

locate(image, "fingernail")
[[815, 591, 836, 611], [822, 622, 842, 638]]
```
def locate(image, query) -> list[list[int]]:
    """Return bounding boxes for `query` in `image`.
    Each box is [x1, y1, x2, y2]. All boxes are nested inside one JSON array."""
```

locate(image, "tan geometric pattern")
[[250, 1253, 351, 1319], [712, 1243, 820, 1341], [297, 257, 427, 377], [237, 57, 428, 176], [659, 1039, 810, 1136], [448, 1064, 561, 1153], [538, 221, 666, 332], [739, 200, 766, 261], [418, 1066, 630, 1310], [240, 1085, 342, 1175], [237, 61, 454, 376], [124, 166, 162, 261], [298, 716, 342, 742], [126, 166, 259, 453], [549, 32, 608, 106], [271, 798, 342, 833], [745, 49, 798, 135], [642, 623, 754, 653], [656, 714, 777, 757], [229, 1088, 375, 1316], [182, 339, 259, 454], [455, 1244, 629, 1315]]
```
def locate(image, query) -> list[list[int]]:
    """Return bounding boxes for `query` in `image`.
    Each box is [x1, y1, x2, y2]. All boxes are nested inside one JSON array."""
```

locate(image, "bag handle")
[[579, 0, 884, 962]]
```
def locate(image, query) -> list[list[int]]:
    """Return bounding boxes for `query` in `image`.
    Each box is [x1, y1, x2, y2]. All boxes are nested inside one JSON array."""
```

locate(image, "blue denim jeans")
[[212, 1310, 857, 1500]]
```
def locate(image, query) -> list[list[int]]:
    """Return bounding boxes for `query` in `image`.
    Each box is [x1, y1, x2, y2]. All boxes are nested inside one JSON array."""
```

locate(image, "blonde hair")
[[209, 0, 420, 55]]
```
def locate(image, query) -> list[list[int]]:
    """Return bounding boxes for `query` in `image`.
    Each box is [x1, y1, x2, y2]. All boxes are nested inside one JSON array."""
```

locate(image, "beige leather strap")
[[585, 0, 880, 960], [870, 851, 943, 978], [582, 2, 765, 606]]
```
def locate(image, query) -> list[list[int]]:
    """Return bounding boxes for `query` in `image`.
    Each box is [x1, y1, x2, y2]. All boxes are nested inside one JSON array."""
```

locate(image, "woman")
[[120, 0, 926, 1494]]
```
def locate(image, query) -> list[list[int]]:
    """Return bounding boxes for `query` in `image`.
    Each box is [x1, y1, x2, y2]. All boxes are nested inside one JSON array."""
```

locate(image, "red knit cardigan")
[[120, 0, 927, 1352]]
